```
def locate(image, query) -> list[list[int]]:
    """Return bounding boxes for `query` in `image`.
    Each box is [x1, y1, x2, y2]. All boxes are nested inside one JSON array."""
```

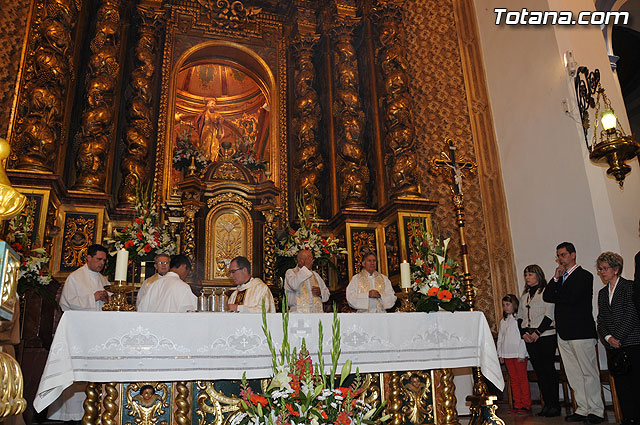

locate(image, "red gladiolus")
[[319, 409, 328, 420], [144, 244, 152, 253], [438, 290, 452, 301], [289, 229, 295, 235], [135, 218, 143, 225], [427, 287, 439, 297], [334, 411, 351, 425], [136, 232, 143, 240], [322, 248, 329, 254], [11, 242, 23, 252], [321, 239, 327, 246], [125, 240, 134, 249], [286, 404, 299, 417]]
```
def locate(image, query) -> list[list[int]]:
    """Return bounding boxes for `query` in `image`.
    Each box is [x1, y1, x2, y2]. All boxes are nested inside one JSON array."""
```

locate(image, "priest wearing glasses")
[[227, 256, 276, 313]]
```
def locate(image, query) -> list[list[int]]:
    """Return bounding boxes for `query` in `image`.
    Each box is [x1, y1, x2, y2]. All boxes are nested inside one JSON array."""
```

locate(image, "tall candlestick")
[[400, 261, 411, 288], [115, 249, 129, 282]]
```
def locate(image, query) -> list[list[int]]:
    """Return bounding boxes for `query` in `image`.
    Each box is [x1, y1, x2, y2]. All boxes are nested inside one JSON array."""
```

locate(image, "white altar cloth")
[[34, 311, 502, 412]]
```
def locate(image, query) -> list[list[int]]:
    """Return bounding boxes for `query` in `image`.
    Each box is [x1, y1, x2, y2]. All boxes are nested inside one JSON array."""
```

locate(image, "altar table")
[[34, 310, 502, 412]]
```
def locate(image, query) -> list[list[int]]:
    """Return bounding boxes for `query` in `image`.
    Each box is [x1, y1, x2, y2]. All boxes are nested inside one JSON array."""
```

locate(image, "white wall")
[[473, 0, 640, 302]]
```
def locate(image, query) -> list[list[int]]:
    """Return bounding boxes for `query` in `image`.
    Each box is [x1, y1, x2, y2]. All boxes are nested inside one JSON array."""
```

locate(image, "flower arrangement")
[[105, 187, 176, 263], [276, 195, 345, 278], [233, 302, 390, 425], [5, 199, 52, 299], [172, 124, 211, 175], [409, 219, 470, 313], [232, 135, 268, 172]]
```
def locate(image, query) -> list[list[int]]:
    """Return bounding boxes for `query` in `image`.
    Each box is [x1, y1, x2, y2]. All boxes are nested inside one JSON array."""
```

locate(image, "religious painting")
[[171, 62, 271, 182]]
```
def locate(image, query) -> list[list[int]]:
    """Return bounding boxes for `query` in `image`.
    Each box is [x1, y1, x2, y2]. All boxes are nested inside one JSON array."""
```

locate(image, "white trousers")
[[557, 337, 604, 417]]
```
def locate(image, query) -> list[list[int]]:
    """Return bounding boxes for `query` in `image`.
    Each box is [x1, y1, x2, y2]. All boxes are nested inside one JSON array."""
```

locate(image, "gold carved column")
[[371, 1, 420, 198], [179, 175, 204, 265], [8, 0, 82, 172], [327, 4, 369, 209], [291, 31, 323, 214], [73, 0, 124, 191], [118, 3, 165, 205]]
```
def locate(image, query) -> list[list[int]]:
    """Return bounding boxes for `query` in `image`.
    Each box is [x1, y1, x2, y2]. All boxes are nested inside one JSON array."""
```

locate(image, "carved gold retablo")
[[0, 139, 27, 221]]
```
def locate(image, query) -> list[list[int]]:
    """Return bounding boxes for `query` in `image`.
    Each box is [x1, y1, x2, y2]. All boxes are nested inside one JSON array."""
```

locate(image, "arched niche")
[[161, 41, 279, 198]]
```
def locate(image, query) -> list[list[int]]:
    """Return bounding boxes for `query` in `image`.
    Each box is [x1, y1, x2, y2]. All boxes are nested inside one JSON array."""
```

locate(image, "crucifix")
[[430, 137, 477, 195]]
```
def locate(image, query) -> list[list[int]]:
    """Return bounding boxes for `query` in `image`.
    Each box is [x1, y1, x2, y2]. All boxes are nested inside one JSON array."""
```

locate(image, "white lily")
[[443, 238, 450, 253], [268, 366, 292, 391], [436, 254, 445, 264]]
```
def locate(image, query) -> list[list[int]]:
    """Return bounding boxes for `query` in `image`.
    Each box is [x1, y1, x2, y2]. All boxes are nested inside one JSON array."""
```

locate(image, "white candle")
[[115, 249, 129, 282], [400, 261, 411, 289]]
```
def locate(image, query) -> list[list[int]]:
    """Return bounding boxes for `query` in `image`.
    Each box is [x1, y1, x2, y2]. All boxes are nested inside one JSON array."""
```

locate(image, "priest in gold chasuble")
[[346, 253, 397, 313], [228, 256, 276, 313]]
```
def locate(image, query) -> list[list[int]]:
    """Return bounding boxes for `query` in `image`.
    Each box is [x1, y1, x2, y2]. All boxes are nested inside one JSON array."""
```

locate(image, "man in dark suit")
[[596, 252, 640, 425], [543, 242, 604, 424]]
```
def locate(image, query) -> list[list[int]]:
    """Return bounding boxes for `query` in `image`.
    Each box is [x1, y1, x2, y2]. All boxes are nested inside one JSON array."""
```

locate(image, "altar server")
[[284, 249, 330, 313], [137, 254, 197, 313], [136, 253, 171, 308], [228, 256, 276, 313], [346, 252, 397, 312], [49, 244, 110, 422]]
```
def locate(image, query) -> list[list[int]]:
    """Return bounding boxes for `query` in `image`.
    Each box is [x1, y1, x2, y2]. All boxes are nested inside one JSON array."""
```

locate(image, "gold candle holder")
[[397, 287, 416, 312], [102, 280, 136, 311]]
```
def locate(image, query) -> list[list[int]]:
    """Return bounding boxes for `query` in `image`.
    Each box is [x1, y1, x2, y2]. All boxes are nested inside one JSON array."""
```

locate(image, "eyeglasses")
[[597, 265, 612, 272], [156, 261, 169, 265], [228, 268, 241, 274]]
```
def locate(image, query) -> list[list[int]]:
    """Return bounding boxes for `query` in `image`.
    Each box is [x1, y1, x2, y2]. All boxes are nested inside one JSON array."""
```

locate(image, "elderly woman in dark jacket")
[[596, 252, 640, 425]]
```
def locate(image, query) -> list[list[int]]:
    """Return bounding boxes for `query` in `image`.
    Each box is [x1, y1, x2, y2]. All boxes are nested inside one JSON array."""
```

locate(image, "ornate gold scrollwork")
[[62, 216, 96, 269], [261, 208, 277, 285], [351, 230, 376, 274], [372, 2, 420, 198], [291, 34, 323, 214], [195, 381, 241, 425], [400, 371, 433, 425], [0, 352, 26, 420], [73, 0, 123, 191], [10, 0, 81, 172], [330, 16, 369, 208], [118, 6, 166, 205], [174, 382, 191, 425], [196, 0, 262, 31], [124, 382, 170, 425], [207, 193, 253, 210]]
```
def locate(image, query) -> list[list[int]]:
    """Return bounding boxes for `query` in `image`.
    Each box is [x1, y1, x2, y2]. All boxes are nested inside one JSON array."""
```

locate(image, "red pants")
[[505, 358, 532, 410]]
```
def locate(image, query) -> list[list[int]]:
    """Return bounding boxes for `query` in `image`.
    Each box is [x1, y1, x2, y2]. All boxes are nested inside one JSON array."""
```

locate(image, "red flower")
[[427, 287, 439, 297], [136, 232, 143, 240], [289, 229, 295, 235], [334, 411, 351, 425], [337, 387, 350, 398], [318, 409, 328, 420], [11, 242, 23, 252], [123, 226, 129, 232], [322, 248, 329, 254], [313, 228, 320, 234], [286, 404, 299, 417], [135, 218, 143, 225], [251, 394, 268, 407], [438, 290, 452, 301], [124, 240, 135, 249], [144, 244, 152, 253], [321, 239, 328, 246]]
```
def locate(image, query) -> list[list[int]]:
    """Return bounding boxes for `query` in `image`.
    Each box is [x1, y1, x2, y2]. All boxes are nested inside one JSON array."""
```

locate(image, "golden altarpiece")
[[2, 0, 516, 424]]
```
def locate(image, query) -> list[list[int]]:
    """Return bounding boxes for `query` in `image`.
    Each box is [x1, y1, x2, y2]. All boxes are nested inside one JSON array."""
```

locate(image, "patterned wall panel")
[[0, 0, 30, 138], [400, 0, 497, 330], [384, 222, 399, 277]]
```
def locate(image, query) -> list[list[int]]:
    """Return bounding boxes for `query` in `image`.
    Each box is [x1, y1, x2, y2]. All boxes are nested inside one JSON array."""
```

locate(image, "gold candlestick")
[[102, 280, 135, 311], [396, 288, 416, 312]]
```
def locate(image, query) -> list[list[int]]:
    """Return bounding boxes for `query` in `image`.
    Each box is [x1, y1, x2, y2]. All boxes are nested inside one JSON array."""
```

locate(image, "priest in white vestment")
[[49, 244, 110, 422], [227, 256, 276, 313], [346, 252, 397, 313], [136, 253, 171, 309], [137, 254, 197, 313], [284, 249, 329, 313]]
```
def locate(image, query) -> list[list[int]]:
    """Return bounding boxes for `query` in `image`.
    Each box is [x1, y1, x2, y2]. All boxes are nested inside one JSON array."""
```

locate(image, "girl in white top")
[[497, 294, 531, 414]]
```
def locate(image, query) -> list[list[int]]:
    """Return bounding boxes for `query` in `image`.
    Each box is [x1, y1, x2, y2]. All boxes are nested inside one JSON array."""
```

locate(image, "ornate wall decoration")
[[206, 193, 252, 210], [330, 15, 369, 208], [124, 382, 170, 425], [400, 371, 434, 425], [205, 203, 253, 281], [73, 0, 123, 191], [291, 34, 323, 214], [371, 2, 420, 198], [8, 0, 81, 171], [118, 6, 165, 205], [261, 209, 276, 285], [400, 0, 504, 330], [384, 222, 399, 275], [213, 213, 243, 278], [350, 228, 377, 274], [61, 214, 96, 271], [0, 0, 30, 140], [196, 0, 262, 31]]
